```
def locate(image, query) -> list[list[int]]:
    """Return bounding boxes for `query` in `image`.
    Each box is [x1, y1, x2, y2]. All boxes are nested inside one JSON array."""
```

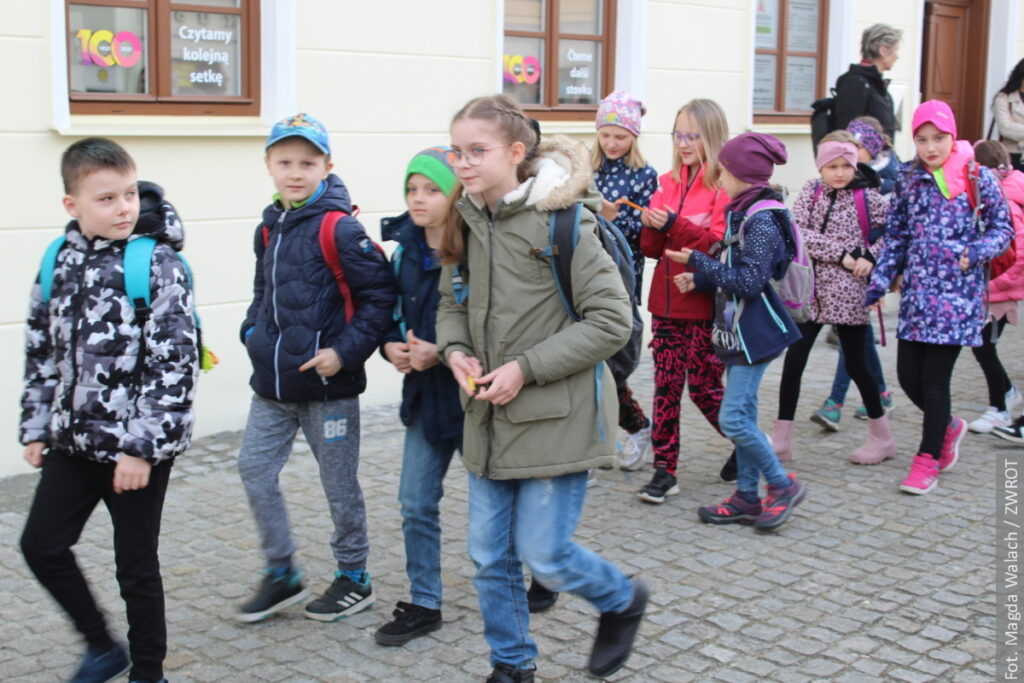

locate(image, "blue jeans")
[[829, 323, 887, 404], [720, 362, 790, 494], [398, 414, 460, 610], [467, 471, 634, 669]]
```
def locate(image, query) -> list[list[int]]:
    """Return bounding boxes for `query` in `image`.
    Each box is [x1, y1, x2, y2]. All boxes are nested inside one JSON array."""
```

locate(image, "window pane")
[[559, 0, 601, 35], [755, 0, 779, 49], [505, 0, 545, 32], [787, 0, 820, 52], [173, 0, 240, 6], [503, 36, 545, 105], [557, 39, 600, 105], [68, 5, 148, 95], [170, 11, 242, 96], [753, 53, 777, 110], [784, 55, 817, 110]]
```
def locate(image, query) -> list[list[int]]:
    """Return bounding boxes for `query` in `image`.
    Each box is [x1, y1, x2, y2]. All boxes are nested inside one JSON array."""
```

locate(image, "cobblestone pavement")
[[0, 309, 1009, 682]]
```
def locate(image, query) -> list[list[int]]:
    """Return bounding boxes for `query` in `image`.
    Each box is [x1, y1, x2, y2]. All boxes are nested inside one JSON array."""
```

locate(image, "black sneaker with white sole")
[[993, 417, 1024, 445], [637, 469, 679, 504], [304, 571, 374, 621], [236, 567, 309, 623]]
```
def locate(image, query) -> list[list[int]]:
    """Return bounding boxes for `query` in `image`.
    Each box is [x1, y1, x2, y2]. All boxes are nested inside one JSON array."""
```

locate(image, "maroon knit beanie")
[[718, 132, 788, 184]]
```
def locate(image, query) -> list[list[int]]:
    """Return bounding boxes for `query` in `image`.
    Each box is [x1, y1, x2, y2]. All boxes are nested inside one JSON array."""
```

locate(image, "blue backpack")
[[37, 235, 214, 374]]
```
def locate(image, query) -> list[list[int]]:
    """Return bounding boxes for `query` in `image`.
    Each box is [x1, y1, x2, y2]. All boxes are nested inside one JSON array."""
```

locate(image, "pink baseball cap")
[[912, 100, 958, 139]]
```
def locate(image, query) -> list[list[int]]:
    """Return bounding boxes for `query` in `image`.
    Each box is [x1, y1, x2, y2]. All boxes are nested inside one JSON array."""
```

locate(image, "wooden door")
[[921, 0, 990, 140]]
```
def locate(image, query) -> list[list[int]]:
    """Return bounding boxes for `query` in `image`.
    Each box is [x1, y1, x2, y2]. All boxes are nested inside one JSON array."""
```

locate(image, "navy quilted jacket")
[[241, 174, 396, 402]]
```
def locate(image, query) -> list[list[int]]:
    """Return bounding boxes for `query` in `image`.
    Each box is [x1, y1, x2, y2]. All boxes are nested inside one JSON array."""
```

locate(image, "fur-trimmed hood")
[[466, 134, 601, 214]]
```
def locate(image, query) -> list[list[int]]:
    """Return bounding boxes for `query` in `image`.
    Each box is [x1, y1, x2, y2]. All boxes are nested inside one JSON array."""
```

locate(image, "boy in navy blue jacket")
[[236, 113, 396, 623]]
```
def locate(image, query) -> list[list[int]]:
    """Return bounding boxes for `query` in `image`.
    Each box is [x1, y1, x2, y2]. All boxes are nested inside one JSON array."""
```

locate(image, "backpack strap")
[[813, 180, 823, 204], [451, 263, 470, 306], [853, 188, 871, 245], [391, 243, 407, 340], [260, 224, 271, 249], [123, 237, 158, 385], [547, 203, 582, 321], [736, 200, 788, 250], [318, 210, 355, 323], [38, 235, 67, 302]]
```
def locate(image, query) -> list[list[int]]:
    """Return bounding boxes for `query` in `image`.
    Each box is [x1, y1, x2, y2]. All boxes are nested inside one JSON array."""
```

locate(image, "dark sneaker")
[[637, 469, 678, 504], [754, 474, 806, 531], [304, 571, 374, 621], [587, 576, 649, 678], [993, 416, 1024, 445], [485, 664, 536, 682], [374, 601, 442, 646], [698, 491, 762, 525], [236, 567, 308, 623], [69, 642, 130, 683], [719, 449, 737, 484], [527, 578, 559, 613]]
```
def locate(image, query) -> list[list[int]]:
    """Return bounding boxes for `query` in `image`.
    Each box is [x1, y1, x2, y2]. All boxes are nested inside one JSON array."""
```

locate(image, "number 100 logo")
[[75, 29, 143, 68]]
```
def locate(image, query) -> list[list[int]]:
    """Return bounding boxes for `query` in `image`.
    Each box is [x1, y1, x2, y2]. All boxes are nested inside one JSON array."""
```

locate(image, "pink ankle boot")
[[771, 419, 794, 462], [848, 414, 898, 464]]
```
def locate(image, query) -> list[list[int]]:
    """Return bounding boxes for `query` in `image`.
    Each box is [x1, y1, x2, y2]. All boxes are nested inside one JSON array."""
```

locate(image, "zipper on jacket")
[[67, 243, 93, 446], [271, 209, 287, 400], [484, 210, 496, 477]]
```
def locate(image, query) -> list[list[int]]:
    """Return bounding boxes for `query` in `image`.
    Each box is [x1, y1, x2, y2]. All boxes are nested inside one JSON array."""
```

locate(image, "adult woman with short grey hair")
[[833, 23, 903, 140]]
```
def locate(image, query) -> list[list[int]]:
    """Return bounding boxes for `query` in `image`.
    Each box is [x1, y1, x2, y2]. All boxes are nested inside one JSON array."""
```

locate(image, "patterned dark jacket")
[[20, 182, 199, 464], [241, 174, 396, 402]]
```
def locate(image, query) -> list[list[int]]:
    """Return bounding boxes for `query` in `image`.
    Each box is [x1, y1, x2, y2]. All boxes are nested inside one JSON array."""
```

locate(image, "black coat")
[[833, 63, 899, 141], [379, 212, 463, 444], [242, 174, 396, 402]]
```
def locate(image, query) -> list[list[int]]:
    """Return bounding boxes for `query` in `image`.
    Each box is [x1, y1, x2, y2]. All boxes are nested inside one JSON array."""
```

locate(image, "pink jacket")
[[989, 169, 1024, 303]]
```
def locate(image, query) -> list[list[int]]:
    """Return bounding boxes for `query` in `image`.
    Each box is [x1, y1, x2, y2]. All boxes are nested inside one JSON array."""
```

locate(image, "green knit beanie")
[[405, 146, 457, 197]]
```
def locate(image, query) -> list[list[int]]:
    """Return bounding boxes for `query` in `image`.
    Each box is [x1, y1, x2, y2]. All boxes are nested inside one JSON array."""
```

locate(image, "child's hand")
[[664, 248, 693, 264], [299, 348, 342, 378], [673, 272, 696, 293], [599, 199, 619, 222], [841, 252, 857, 270], [384, 341, 412, 373], [23, 442, 45, 468], [448, 350, 484, 396], [959, 248, 972, 271], [853, 258, 874, 279], [406, 330, 439, 372], [643, 208, 669, 229], [113, 455, 152, 493], [868, 298, 885, 311], [474, 360, 525, 406], [889, 274, 903, 293]]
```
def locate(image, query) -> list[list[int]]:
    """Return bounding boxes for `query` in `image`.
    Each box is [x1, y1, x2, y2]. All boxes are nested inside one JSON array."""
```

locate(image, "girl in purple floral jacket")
[[866, 100, 1013, 495]]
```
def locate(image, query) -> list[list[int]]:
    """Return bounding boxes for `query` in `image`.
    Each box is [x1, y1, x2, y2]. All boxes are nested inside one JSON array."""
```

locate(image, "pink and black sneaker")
[[938, 416, 966, 472], [900, 453, 940, 494], [698, 492, 761, 525], [754, 474, 806, 531]]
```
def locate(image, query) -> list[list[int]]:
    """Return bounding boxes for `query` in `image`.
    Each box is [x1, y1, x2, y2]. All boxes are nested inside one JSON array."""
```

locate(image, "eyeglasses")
[[671, 131, 701, 145], [450, 145, 509, 167]]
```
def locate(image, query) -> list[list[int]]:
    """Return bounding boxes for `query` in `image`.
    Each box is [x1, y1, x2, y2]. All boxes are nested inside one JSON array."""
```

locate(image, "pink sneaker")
[[939, 416, 966, 472], [900, 454, 939, 495]]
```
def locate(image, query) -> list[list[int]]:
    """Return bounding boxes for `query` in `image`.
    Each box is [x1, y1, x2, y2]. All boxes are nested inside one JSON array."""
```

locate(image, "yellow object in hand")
[[467, 376, 476, 392]]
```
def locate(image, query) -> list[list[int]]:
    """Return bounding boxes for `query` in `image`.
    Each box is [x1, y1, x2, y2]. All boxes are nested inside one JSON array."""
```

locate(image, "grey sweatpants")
[[237, 394, 368, 571]]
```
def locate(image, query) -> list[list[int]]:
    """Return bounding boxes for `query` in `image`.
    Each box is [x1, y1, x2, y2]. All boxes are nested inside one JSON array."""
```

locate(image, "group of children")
[[15, 89, 1019, 682]]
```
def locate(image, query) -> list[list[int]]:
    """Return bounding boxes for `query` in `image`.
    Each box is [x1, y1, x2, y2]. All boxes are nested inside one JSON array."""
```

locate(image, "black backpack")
[[810, 86, 838, 153], [546, 203, 643, 384]]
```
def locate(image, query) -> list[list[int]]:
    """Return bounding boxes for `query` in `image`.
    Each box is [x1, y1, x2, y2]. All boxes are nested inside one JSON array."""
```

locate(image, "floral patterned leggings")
[[650, 316, 725, 476]]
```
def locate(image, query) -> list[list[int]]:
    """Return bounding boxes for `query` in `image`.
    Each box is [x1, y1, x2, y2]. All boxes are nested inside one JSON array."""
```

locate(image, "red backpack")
[[965, 161, 1016, 280], [260, 208, 384, 323]]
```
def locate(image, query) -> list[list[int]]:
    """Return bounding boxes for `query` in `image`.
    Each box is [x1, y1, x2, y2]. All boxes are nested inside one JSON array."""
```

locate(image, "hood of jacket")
[[380, 210, 417, 245], [260, 173, 353, 227], [1003, 169, 1024, 207], [846, 63, 888, 92], [847, 162, 882, 190], [465, 134, 601, 216]]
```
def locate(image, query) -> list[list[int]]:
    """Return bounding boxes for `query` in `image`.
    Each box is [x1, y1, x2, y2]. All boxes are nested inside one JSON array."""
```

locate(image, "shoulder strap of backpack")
[[853, 188, 871, 245], [260, 225, 270, 249], [124, 236, 158, 310], [38, 235, 67, 303], [737, 200, 788, 249], [318, 210, 354, 323], [965, 160, 983, 217], [547, 202, 583, 321], [391, 243, 406, 339], [813, 180, 823, 204]]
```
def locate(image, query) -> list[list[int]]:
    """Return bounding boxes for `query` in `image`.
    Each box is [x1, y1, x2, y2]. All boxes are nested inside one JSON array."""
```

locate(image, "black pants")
[[971, 318, 1011, 410], [897, 340, 962, 457], [20, 451, 172, 682], [779, 321, 883, 421]]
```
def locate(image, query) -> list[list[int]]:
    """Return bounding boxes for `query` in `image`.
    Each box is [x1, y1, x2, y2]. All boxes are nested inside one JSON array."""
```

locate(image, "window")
[[753, 0, 828, 122], [503, 0, 616, 120], [67, 0, 260, 115]]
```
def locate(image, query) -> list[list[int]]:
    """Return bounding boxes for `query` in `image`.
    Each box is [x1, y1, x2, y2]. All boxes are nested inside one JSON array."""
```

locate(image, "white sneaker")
[[587, 469, 598, 487], [619, 426, 652, 471], [1007, 386, 1023, 413], [968, 407, 1012, 434]]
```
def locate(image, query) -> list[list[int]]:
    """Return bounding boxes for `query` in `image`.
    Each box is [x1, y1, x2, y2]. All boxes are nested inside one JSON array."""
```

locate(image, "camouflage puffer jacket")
[[20, 182, 199, 464]]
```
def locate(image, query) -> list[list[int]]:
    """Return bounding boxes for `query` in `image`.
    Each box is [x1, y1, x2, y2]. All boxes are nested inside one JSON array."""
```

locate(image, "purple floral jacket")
[[866, 161, 1012, 346]]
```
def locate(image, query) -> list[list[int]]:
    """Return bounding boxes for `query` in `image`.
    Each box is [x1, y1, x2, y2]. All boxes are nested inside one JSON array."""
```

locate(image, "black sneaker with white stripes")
[[993, 415, 1024, 445], [304, 571, 374, 621]]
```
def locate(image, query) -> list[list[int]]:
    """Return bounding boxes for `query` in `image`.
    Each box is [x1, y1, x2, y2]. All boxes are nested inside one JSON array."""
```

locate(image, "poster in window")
[[753, 53, 777, 111], [755, 0, 779, 50], [503, 36, 545, 105], [784, 56, 817, 111], [558, 39, 600, 105], [68, 4, 149, 95], [787, 0, 819, 52], [171, 11, 242, 96]]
